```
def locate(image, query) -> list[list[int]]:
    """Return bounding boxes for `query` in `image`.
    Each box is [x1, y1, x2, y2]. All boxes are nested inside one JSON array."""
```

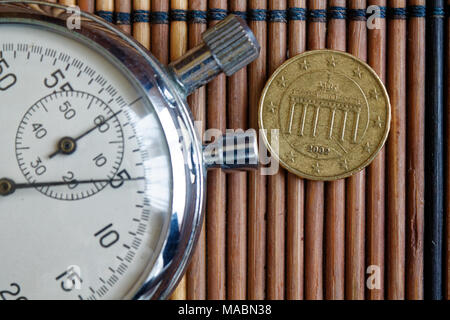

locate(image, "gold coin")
[[259, 50, 391, 181]]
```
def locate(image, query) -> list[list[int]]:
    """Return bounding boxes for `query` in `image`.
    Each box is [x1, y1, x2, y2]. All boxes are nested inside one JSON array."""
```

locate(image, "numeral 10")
[[94, 224, 120, 248]]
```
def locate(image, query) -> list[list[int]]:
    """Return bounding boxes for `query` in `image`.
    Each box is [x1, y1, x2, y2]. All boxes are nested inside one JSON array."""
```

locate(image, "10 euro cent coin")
[[259, 50, 391, 181]]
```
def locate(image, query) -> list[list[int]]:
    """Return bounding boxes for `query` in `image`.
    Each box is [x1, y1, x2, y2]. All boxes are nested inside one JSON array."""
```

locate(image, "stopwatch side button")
[[203, 131, 259, 171], [202, 14, 261, 76], [168, 14, 260, 96]]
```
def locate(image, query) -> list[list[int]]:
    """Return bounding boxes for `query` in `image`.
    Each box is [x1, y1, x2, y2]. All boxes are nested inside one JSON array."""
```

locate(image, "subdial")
[[15, 91, 125, 200]]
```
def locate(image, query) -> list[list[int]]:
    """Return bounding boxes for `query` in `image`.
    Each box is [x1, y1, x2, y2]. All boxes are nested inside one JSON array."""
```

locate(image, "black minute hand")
[[48, 110, 123, 159], [0, 177, 145, 196]]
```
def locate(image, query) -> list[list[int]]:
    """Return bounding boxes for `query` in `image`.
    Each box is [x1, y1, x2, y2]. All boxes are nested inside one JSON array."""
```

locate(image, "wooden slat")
[[206, 0, 227, 301], [170, 0, 188, 61], [266, 0, 287, 301], [406, 0, 426, 300], [366, 0, 387, 300], [151, 0, 169, 65], [169, 0, 188, 301], [133, 0, 151, 50], [286, 0, 306, 301], [247, 0, 268, 300], [346, 0, 367, 301], [227, 0, 248, 300], [425, 0, 445, 300], [304, 0, 326, 300], [115, 0, 132, 34], [96, 0, 114, 21], [58, 0, 77, 6], [186, 0, 207, 301], [79, 0, 95, 13], [446, 0, 450, 301], [325, 0, 346, 301], [386, 0, 407, 300]]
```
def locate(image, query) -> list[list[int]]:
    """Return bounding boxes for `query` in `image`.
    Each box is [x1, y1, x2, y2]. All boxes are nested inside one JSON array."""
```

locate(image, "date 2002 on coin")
[[259, 50, 391, 181]]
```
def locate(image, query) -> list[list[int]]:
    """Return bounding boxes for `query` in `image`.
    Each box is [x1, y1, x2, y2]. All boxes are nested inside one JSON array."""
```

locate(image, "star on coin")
[[286, 151, 296, 163], [363, 142, 372, 154], [340, 158, 349, 170], [299, 59, 310, 70], [353, 66, 363, 79], [369, 88, 380, 101], [327, 56, 337, 68], [373, 116, 384, 129], [312, 162, 321, 174], [267, 101, 277, 114], [277, 76, 287, 88]]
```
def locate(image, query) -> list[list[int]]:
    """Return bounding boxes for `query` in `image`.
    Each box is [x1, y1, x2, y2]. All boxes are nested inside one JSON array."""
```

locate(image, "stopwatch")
[[0, 0, 259, 300]]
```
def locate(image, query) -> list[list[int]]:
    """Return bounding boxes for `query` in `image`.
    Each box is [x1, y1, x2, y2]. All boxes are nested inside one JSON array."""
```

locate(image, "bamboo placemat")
[[55, 0, 449, 300]]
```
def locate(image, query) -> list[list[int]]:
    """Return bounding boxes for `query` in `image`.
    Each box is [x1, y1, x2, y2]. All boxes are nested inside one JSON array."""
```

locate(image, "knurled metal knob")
[[202, 14, 260, 76], [169, 14, 260, 96]]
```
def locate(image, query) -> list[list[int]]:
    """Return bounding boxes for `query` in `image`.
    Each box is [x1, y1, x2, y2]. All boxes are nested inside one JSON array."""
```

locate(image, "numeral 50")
[[0, 58, 17, 91]]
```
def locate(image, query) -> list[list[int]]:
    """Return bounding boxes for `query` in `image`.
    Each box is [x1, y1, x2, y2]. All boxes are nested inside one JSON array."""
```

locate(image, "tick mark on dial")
[[128, 97, 143, 106], [87, 96, 95, 109]]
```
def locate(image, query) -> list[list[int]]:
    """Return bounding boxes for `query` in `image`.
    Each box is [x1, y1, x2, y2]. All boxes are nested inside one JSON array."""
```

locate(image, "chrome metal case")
[[0, 0, 205, 300]]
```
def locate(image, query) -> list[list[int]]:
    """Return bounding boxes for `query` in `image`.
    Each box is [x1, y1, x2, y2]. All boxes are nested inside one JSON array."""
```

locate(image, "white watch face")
[[0, 24, 172, 300]]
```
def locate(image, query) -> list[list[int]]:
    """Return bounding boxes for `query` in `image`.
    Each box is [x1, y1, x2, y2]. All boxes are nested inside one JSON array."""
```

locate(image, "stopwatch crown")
[[168, 15, 260, 96], [202, 14, 261, 76]]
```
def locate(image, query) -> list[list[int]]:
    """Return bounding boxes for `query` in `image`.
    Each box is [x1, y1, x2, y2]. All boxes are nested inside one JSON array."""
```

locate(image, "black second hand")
[[48, 109, 123, 159], [14, 177, 145, 190], [0, 177, 145, 196], [73, 110, 123, 142]]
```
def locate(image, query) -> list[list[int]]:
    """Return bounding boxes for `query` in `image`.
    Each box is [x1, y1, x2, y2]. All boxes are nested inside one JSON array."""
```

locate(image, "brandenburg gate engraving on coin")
[[280, 74, 369, 160]]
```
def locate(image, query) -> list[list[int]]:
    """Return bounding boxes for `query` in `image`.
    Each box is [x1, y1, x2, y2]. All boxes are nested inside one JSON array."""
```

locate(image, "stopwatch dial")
[[0, 24, 172, 300], [16, 91, 125, 200]]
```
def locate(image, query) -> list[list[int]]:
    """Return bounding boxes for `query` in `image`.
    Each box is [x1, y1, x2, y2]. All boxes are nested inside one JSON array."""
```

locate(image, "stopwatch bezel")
[[0, 0, 206, 300]]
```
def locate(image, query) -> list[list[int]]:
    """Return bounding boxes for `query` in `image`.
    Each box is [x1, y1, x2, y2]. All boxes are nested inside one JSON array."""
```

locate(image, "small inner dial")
[[16, 91, 125, 200]]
